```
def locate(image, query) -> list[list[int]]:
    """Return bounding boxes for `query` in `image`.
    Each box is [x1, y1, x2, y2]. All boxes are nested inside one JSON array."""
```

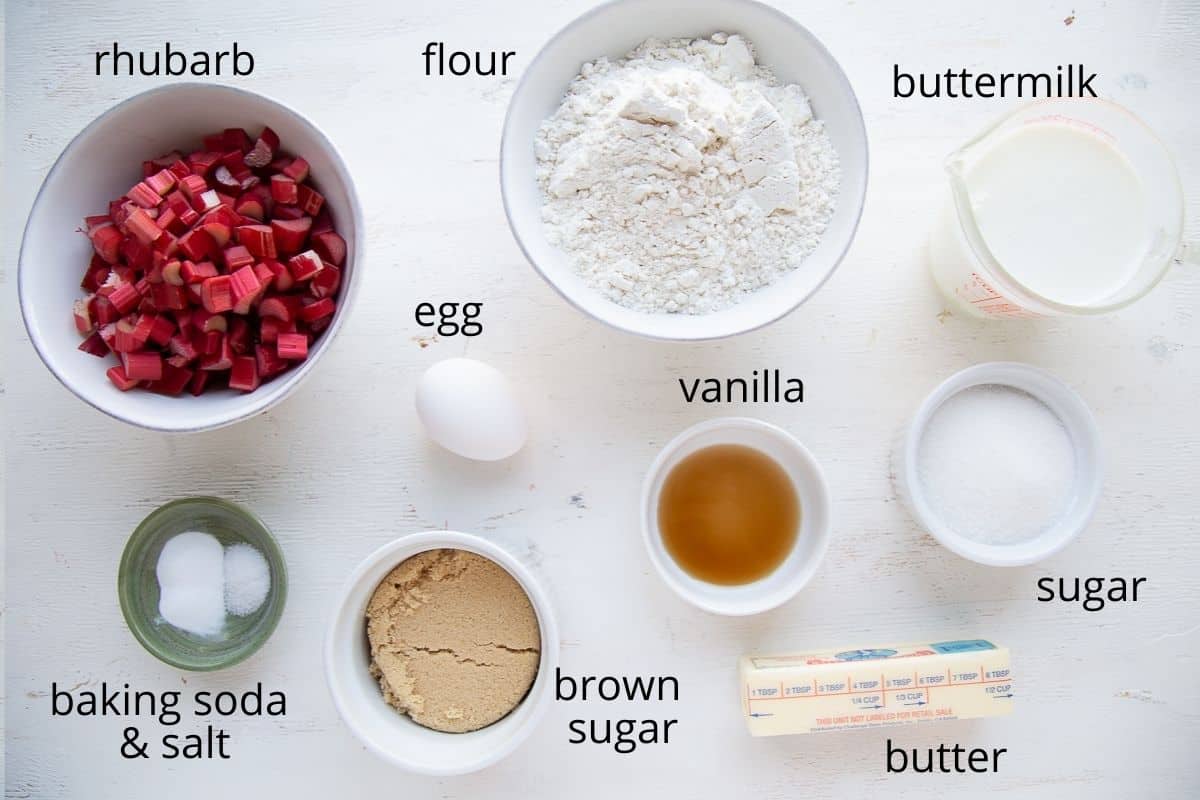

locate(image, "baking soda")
[[917, 385, 1075, 545], [156, 531, 226, 636], [156, 533, 270, 635]]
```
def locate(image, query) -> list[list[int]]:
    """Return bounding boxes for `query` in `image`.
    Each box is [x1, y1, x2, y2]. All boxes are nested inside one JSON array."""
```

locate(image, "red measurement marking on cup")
[[956, 273, 1041, 318]]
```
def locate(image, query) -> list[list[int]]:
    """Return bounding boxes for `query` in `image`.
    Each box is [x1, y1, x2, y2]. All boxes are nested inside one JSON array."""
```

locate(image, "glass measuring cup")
[[929, 98, 1193, 318]]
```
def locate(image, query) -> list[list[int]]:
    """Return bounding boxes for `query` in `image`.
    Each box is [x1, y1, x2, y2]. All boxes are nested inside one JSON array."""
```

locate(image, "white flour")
[[535, 34, 840, 314]]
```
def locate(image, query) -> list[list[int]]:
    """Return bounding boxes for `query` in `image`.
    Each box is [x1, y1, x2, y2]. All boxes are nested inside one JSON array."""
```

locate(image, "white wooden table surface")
[[5, 0, 1200, 797]]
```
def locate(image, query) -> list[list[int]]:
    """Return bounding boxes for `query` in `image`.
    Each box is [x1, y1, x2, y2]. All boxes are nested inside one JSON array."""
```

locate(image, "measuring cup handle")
[[1176, 241, 1200, 268]]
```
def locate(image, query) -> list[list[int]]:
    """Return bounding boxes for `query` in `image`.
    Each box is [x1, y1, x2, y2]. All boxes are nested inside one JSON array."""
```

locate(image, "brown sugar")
[[366, 549, 541, 733]]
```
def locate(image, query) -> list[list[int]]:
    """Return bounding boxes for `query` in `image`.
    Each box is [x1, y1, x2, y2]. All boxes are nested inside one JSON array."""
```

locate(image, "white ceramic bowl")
[[324, 531, 559, 776], [501, 0, 868, 340], [19, 83, 363, 432], [894, 363, 1103, 566], [641, 418, 832, 614]]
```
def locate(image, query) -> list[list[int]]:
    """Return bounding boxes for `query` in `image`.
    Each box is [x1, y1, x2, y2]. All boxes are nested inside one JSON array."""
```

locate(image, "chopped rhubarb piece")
[[78, 331, 110, 357], [121, 351, 163, 381], [309, 264, 341, 299], [311, 231, 346, 266], [261, 259, 294, 291], [98, 322, 119, 350], [224, 128, 253, 153], [229, 265, 265, 315], [156, 207, 184, 235], [107, 365, 140, 391], [276, 332, 308, 360], [168, 333, 200, 363], [200, 336, 234, 371], [124, 207, 162, 246], [113, 318, 143, 352], [200, 275, 234, 313], [161, 260, 184, 285], [178, 228, 216, 261], [270, 217, 312, 255], [147, 315, 176, 347], [151, 282, 188, 311], [271, 204, 306, 221], [228, 356, 261, 392], [73, 298, 94, 333], [120, 234, 154, 271], [258, 294, 302, 322], [145, 168, 177, 196], [198, 220, 233, 248], [298, 297, 336, 323], [229, 317, 252, 354], [203, 204, 242, 228], [187, 150, 221, 175], [287, 250, 324, 282], [189, 369, 211, 396], [127, 181, 162, 208], [255, 343, 289, 378], [244, 127, 279, 168], [212, 165, 242, 192], [92, 295, 120, 326], [178, 173, 208, 202], [270, 175, 298, 205], [259, 316, 296, 344], [281, 156, 309, 182], [193, 189, 222, 213], [311, 208, 334, 236], [152, 230, 178, 256], [235, 224, 277, 259], [106, 281, 141, 315], [88, 223, 124, 264], [234, 195, 265, 221], [166, 353, 192, 369], [192, 308, 228, 333], [199, 329, 223, 356], [307, 315, 333, 335], [131, 313, 157, 344], [167, 159, 191, 180], [223, 245, 255, 271], [182, 260, 219, 284], [253, 261, 274, 286], [147, 363, 193, 396], [81, 255, 112, 291], [296, 184, 324, 216]]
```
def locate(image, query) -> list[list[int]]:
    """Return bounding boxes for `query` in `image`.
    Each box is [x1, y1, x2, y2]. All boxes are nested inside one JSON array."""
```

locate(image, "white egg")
[[415, 358, 527, 461]]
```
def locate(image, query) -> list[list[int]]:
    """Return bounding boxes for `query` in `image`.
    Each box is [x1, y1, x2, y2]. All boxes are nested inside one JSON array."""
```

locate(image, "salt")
[[223, 543, 270, 616], [156, 531, 226, 636], [917, 384, 1076, 545], [156, 533, 270, 636]]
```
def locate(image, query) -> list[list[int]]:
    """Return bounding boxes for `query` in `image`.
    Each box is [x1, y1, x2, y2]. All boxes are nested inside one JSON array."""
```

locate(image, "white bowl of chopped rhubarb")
[[19, 83, 362, 432]]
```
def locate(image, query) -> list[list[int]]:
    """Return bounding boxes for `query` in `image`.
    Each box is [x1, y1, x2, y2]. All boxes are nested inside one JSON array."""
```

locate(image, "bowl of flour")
[[501, 0, 867, 340]]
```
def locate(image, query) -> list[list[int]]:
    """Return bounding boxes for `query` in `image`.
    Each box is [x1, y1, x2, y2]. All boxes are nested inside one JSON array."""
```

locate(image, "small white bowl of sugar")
[[895, 362, 1102, 566]]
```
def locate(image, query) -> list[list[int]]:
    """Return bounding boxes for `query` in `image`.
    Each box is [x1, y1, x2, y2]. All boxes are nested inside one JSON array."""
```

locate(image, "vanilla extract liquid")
[[658, 444, 800, 585]]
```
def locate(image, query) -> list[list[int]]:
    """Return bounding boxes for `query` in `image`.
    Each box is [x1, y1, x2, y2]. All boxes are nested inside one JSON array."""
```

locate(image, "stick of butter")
[[740, 639, 1013, 736]]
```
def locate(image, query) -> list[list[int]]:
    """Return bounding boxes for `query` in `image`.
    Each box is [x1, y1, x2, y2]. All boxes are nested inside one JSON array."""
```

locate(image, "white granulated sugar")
[[917, 385, 1076, 545], [535, 34, 840, 314]]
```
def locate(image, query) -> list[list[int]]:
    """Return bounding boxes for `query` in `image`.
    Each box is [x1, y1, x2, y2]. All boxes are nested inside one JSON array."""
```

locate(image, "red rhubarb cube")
[[236, 224, 277, 259], [287, 250, 323, 282], [121, 351, 163, 381], [200, 275, 234, 313], [276, 332, 309, 360], [228, 356, 260, 392]]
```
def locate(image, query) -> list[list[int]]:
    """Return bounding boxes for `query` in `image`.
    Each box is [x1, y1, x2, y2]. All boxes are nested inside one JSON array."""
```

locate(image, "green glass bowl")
[[118, 497, 287, 671]]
